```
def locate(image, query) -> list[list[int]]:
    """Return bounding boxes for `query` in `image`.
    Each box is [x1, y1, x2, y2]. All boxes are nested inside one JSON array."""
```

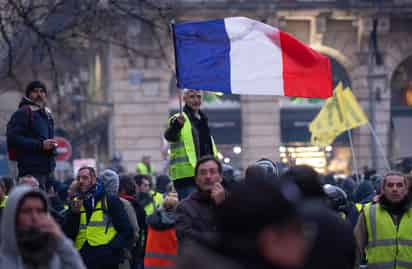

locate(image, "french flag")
[[173, 17, 332, 98]]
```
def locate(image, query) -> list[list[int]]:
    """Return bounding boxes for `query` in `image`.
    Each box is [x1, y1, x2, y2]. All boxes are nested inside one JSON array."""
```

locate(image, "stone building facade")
[[110, 1, 412, 173], [2, 1, 412, 176]]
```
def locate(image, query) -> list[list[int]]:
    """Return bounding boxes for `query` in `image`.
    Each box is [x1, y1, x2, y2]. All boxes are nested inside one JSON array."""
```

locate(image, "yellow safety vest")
[[356, 202, 371, 212], [136, 162, 153, 176], [364, 203, 412, 269], [144, 191, 163, 216], [168, 112, 218, 181], [75, 197, 117, 250], [0, 196, 7, 208]]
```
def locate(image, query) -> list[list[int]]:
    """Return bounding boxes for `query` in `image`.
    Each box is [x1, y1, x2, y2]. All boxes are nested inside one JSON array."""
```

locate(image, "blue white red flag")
[[173, 17, 332, 98]]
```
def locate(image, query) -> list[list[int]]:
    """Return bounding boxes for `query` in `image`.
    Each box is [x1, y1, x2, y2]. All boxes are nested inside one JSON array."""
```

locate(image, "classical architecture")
[[2, 0, 412, 176]]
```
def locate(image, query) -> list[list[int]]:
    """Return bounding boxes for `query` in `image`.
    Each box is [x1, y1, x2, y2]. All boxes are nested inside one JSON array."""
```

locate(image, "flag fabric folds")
[[309, 83, 368, 146], [173, 17, 333, 98]]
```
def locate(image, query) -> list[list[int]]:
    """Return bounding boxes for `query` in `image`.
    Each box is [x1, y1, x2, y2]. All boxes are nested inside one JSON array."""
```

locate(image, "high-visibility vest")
[[144, 226, 177, 269], [144, 191, 163, 216], [0, 196, 7, 208], [356, 202, 371, 212], [136, 162, 153, 176], [168, 112, 218, 181], [75, 197, 117, 250], [364, 203, 412, 269]]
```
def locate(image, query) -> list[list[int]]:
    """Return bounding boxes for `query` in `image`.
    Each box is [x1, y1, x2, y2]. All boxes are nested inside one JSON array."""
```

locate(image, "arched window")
[[390, 56, 412, 160], [391, 56, 412, 107]]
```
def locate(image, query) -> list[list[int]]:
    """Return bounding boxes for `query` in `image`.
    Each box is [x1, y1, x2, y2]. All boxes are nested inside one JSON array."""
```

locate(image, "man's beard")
[[34, 97, 46, 107], [16, 227, 57, 266]]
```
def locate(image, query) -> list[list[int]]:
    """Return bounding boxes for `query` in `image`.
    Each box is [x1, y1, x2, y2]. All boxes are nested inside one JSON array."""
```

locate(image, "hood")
[[18, 97, 40, 110], [0, 186, 49, 256], [100, 169, 119, 196]]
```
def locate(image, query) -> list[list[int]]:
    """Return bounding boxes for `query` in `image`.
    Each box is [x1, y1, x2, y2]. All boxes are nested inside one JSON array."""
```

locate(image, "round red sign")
[[55, 136, 72, 161]]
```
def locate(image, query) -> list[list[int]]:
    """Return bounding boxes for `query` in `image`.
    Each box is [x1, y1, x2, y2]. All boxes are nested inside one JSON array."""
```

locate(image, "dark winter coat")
[[300, 201, 356, 269], [6, 97, 55, 176], [176, 241, 285, 269], [175, 190, 220, 248], [119, 193, 147, 260], [63, 183, 133, 269]]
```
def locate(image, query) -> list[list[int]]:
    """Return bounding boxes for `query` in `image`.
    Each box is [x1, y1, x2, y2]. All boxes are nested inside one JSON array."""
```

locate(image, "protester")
[[283, 165, 325, 198], [282, 166, 356, 269], [353, 180, 375, 205], [155, 174, 173, 195], [63, 166, 133, 269], [6, 81, 57, 189], [176, 180, 307, 269], [101, 169, 139, 269], [0, 178, 8, 221], [144, 191, 179, 269], [0, 185, 86, 268], [300, 200, 356, 269], [245, 158, 280, 184], [18, 175, 40, 188], [175, 155, 226, 249], [136, 155, 154, 176], [135, 174, 163, 216], [322, 184, 359, 228], [119, 174, 147, 269], [1, 176, 15, 194], [355, 171, 412, 268], [164, 89, 218, 199]]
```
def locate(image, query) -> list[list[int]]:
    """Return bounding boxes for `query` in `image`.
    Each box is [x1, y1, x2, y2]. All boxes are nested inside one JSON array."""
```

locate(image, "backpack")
[[6, 105, 34, 161]]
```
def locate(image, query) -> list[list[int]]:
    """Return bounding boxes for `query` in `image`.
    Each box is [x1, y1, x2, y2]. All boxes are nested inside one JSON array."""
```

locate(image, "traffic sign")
[[55, 136, 72, 161]]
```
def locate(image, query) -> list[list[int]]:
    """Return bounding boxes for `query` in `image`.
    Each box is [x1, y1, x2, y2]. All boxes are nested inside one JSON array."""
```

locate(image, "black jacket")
[[63, 186, 133, 268], [176, 190, 220, 248], [120, 193, 147, 260], [6, 97, 55, 175]]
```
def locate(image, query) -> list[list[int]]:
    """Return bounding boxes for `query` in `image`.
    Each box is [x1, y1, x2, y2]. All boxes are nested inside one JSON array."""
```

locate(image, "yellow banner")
[[337, 87, 368, 130], [309, 83, 368, 147]]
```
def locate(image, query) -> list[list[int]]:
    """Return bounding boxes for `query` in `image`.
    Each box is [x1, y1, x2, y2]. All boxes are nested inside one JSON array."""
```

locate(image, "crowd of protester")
[[1, 155, 409, 269]]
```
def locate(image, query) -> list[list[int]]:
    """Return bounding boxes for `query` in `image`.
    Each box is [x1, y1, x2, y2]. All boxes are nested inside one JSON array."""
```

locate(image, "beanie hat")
[[25, 81, 47, 97], [255, 158, 279, 177], [100, 169, 120, 196]]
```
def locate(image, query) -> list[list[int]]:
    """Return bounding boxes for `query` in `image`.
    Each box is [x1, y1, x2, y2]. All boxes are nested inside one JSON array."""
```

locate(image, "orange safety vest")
[[144, 226, 178, 269]]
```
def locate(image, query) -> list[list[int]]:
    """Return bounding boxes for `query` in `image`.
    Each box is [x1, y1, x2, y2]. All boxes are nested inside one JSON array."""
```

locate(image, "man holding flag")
[[164, 89, 218, 199], [168, 16, 334, 198]]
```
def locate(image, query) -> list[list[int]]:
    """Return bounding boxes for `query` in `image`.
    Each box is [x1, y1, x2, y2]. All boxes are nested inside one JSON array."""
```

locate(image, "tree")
[[0, 0, 173, 95]]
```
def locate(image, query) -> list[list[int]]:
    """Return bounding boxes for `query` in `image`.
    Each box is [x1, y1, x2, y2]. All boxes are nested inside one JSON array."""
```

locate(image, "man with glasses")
[[6, 81, 57, 189], [175, 156, 226, 249]]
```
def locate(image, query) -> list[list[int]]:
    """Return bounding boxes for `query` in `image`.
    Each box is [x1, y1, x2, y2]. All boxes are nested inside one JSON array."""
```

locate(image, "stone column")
[[240, 95, 281, 169], [109, 46, 171, 173]]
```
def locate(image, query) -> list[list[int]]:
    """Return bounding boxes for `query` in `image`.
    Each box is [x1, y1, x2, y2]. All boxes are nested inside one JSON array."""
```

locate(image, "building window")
[[391, 56, 412, 107]]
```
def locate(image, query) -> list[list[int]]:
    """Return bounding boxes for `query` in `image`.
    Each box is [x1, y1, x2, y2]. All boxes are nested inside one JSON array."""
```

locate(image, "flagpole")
[[347, 130, 361, 183], [169, 19, 183, 115], [367, 122, 391, 171]]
